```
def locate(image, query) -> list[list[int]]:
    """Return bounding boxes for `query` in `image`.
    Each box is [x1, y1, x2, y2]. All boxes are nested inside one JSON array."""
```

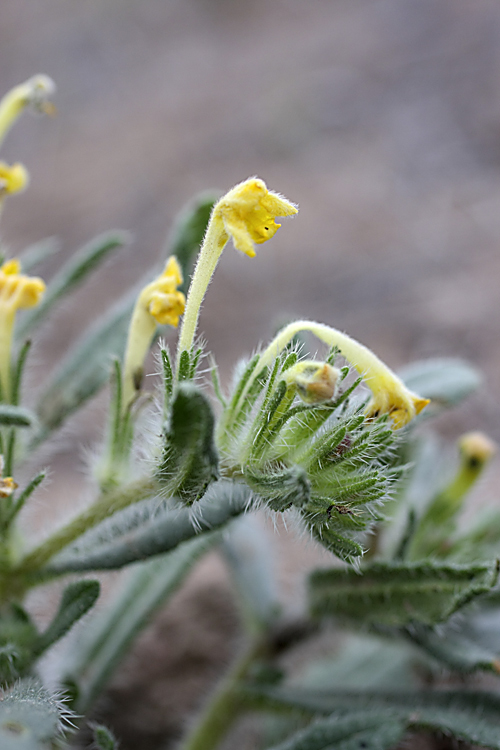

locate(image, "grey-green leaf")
[[245, 686, 500, 750], [19, 237, 61, 273], [66, 537, 212, 713], [18, 231, 129, 338], [44, 480, 252, 573], [268, 712, 406, 750], [309, 560, 499, 626], [0, 405, 34, 427], [399, 358, 482, 410], [35, 294, 134, 437], [33, 580, 100, 656]]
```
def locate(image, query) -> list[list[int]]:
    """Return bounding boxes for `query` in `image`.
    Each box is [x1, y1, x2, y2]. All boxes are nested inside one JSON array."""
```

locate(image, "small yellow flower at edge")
[[215, 177, 298, 258], [0, 456, 17, 499], [0, 260, 45, 398], [0, 259, 45, 313], [0, 162, 29, 197], [143, 256, 186, 327]]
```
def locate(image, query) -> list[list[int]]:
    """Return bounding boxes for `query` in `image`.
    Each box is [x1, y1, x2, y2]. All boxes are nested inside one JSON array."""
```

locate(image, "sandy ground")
[[2, 1, 500, 747]]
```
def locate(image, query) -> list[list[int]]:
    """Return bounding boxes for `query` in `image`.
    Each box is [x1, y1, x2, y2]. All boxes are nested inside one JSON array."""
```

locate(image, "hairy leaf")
[[309, 560, 499, 626]]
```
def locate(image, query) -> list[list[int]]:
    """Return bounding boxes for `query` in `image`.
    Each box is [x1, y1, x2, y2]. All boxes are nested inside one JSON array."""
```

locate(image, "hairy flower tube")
[[0, 75, 56, 149], [176, 177, 297, 365], [244, 320, 429, 429], [122, 256, 185, 410], [0, 260, 45, 400]]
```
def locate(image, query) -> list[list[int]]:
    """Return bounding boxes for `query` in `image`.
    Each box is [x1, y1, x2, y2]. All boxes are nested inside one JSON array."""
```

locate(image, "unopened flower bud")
[[285, 360, 340, 404]]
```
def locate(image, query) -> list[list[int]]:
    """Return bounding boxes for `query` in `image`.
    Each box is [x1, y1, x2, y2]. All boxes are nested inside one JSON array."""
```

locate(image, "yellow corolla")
[[177, 177, 297, 365], [0, 162, 29, 197], [0, 260, 45, 398], [122, 256, 185, 410], [215, 177, 298, 258], [247, 320, 429, 430]]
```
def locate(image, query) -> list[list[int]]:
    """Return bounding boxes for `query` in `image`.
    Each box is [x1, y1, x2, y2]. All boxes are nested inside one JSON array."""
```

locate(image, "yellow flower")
[[215, 177, 298, 258], [459, 431, 497, 469], [122, 257, 185, 410], [177, 177, 297, 365], [0, 455, 16, 498], [247, 320, 429, 429], [0, 75, 56, 149], [284, 360, 341, 404], [144, 256, 186, 327], [0, 260, 45, 399], [0, 162, 29, 197]]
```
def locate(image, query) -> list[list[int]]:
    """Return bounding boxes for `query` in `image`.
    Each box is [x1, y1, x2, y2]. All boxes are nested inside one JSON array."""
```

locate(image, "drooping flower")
[[177, 177, 297, 364], [122, 256, 185, 410], [215, 177, 298, 258], [247, 320, 429, 429]]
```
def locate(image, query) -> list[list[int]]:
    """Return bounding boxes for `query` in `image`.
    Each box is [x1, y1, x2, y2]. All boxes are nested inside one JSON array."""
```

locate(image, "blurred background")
[[2, 0, 500, 746]]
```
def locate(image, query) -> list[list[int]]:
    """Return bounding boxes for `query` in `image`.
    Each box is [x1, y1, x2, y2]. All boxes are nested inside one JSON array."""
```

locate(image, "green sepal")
[[309, 560, 500, 626], [33, 580, 100, 657], [157, 383, 219, 505], [244, 464, 310, 511], [309, 525, 364, 562], [18, 230, 130, 337]]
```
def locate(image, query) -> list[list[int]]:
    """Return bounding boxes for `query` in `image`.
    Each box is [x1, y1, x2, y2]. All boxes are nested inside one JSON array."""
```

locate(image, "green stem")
[[179, 640, 260, 750], [15, 477, 157, 573], [176, 217, 227, 370]]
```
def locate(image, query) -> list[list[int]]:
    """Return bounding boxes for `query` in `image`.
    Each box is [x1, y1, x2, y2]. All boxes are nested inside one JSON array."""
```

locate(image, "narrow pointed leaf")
[[0, 405, 33, 427], [268, 712, 406, 750], [33, 580, 100, 656], [44, 481, 252, 573], [19, 231, 129, 337], [66, 536, 212, 713], [309, 560, 499, 626]]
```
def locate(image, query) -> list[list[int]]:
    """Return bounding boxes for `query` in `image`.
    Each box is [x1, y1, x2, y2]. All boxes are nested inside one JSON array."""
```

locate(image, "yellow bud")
[[285, 361, 340, 404], [140, 256, 186, 327], [0, 75, 56, 148], [458, 431, 497, 469], [0, 162, 29, 196]]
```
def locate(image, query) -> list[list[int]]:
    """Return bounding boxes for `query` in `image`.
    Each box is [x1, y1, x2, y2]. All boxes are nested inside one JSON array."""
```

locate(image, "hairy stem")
[[15, 477, 157, 573]]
